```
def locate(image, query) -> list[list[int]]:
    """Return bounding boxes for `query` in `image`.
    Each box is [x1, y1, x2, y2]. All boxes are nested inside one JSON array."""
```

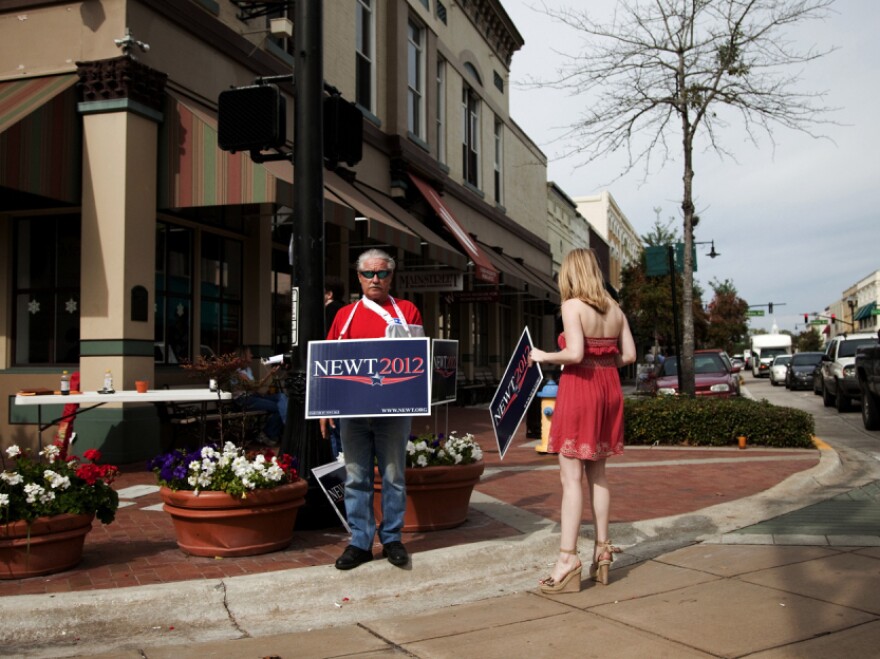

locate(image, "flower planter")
[[373, 461, 485, 532], [0, 513, 94, 579], [159, 480, 308, 557]]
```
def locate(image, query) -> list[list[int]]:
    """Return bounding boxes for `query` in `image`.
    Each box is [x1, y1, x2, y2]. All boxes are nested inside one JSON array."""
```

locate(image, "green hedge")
[[624, 396, 815, 448]]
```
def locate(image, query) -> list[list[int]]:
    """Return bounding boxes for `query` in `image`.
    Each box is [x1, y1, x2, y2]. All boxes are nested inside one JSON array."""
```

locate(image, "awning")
[[854, 302, 877, 321], [351, 180, 468, 271], [479, 242, 560, 304], [407, 172, 499, 284], [159, 93, 280, 208], [325, 169, 422, 255], [0, 75, 80, 203], [1, 75, 78, 133]]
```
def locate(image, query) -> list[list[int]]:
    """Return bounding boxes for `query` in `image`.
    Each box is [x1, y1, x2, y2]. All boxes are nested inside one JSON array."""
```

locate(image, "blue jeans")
[[340, 416, 411, 551], [236, 392, 287, 440]]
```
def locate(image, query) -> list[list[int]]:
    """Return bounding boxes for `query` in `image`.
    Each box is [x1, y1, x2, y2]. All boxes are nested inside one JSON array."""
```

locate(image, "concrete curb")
[[1, 440, 864, 658]]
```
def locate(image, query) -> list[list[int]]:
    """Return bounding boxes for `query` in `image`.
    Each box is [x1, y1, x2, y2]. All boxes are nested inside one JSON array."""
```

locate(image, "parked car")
[[785, 352, 824, 390], [854, 337, 880, 430], [731, 356, 746, 370], [818, 332, 879, 412], [651, 350, 740, 398], [769, 355, 792, 386]]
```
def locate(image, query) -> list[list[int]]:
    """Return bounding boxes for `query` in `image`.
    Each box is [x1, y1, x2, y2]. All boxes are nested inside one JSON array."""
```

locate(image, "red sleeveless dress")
[[547, 335, 624, 460]]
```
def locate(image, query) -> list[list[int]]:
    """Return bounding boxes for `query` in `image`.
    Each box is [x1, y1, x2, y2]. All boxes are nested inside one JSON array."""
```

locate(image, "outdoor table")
[[14, 388, 232, 448]]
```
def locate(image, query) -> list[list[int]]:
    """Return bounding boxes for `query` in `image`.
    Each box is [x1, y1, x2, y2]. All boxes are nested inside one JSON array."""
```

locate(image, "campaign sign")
[[306, 337, 431, 419], [431, 339, 458, 406], [490, 327, 542, 460], [312, 460, 350, 532]]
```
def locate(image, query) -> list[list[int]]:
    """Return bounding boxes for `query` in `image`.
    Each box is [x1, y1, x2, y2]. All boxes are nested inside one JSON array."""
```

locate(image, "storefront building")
[[0, 0, 556, 460]]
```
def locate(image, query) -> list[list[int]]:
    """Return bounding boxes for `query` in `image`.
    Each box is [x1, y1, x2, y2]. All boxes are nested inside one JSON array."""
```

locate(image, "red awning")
[[407, 172, 499, 284]]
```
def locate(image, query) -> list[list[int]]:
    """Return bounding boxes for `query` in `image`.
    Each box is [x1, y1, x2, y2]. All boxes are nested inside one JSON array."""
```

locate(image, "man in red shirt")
[[323, 248, 423, 570]]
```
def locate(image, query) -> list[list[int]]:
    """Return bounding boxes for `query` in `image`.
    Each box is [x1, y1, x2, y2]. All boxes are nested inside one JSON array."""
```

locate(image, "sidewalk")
[[2, 389, 880, 657]]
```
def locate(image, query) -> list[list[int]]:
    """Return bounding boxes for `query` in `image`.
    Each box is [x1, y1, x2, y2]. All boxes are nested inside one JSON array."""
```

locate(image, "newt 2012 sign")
[[490, 327, 542, 459], [305, 338, 431, 418]]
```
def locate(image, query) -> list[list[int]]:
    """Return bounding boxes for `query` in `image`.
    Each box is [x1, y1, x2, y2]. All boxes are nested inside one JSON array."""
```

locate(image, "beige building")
[[0, 0, 557, 460], [825, 271, 880, 340], [574, 191, 641, 291]]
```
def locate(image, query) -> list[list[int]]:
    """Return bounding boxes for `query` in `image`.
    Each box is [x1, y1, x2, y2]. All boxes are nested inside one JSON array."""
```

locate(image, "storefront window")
[[473, 300, 489, 367], [271, 248, 292, 353], [200, 234, 242, 356], [13, 215, 81, 365], [155, 222, 193, 364]]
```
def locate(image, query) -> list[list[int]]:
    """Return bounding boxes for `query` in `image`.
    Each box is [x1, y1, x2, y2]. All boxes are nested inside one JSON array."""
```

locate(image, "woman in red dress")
[[529, 248, 636, 593]]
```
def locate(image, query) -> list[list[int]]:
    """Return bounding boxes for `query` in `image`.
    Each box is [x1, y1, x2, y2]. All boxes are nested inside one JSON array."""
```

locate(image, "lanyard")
[[337, 296, 411, 339]]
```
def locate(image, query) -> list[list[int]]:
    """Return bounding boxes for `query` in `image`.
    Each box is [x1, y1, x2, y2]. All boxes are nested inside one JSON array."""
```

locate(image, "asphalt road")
[[746, 371, 880, 451]]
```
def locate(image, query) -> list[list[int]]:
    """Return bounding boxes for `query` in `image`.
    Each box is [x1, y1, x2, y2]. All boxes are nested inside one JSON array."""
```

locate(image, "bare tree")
[[538, 0, 836, 394]]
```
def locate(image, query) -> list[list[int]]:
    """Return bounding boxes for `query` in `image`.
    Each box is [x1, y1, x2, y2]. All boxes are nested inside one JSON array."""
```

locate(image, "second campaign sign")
[[306, 337, 432, 419]]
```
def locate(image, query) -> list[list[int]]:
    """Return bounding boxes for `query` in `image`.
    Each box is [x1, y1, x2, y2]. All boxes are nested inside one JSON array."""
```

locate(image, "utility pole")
[[281, 0, 334, 526]]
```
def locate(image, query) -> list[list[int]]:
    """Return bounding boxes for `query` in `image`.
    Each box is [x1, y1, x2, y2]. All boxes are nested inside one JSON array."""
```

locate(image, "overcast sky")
[[503, 0, 880, 335]]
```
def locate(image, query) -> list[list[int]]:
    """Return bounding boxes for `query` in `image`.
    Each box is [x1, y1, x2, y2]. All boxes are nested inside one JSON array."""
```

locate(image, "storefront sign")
[[490, 327, 542, 460], [451, 290, 500, 303], [397, 272, 463, 292], [306, 337, 431, 418]]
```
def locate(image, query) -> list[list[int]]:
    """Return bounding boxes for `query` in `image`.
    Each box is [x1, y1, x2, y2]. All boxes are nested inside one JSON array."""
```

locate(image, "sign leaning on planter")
[[305, 337, 432, 419], [490, 327, 543, 460], [431, 339, 458, 406]]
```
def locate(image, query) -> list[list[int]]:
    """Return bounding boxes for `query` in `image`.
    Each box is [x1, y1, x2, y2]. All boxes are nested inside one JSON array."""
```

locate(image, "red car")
[[651, 350, 741, 398]]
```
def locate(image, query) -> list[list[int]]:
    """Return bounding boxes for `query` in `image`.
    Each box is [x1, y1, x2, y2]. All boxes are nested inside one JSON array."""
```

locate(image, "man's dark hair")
[[325, 275, 345, 302]]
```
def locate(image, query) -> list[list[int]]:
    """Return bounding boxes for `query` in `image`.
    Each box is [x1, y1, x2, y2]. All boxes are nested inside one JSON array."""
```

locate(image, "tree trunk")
[[680, 117, 696, 396]]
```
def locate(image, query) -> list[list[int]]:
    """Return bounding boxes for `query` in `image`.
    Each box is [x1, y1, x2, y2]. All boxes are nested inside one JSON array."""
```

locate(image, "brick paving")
[[0, 406, 819, 597]]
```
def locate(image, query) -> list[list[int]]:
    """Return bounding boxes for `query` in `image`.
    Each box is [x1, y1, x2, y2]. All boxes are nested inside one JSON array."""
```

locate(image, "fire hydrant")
[[535, 379, 558, 453]]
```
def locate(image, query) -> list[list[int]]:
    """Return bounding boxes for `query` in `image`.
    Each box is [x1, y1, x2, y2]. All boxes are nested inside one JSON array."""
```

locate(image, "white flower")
[[5, 445, 21, 458], [24, 483, 46, 504], [0, 493, 9, 507], [40, 444, 61, 463], [43, 469, 71, 490], [416, 454, 428, 467], [1, 471, 23, 485]]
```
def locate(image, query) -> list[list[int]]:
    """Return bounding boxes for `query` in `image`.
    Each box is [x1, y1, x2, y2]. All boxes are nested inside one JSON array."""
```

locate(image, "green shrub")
[[624, 396, 815, 448]]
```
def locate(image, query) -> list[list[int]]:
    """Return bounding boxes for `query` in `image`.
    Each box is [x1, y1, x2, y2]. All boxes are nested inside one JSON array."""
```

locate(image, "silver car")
[[769, 355, 792, 386]]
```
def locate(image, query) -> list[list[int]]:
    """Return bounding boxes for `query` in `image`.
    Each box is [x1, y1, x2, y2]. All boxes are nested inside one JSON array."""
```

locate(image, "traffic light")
[[218, 84, 286, 153], [323, 95, 363, 168], [831, 313, 836, 325], [768, 303, 774, 314], [804, 314, 809, 324]]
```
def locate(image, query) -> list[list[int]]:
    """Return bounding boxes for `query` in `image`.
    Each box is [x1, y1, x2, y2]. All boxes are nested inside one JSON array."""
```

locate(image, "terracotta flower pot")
[[0, 513, 94, 579], [373, 461, 485, 532], [159, 480, 308, 557]]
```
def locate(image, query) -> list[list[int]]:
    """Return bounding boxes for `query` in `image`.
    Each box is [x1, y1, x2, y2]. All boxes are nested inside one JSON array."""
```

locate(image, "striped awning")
[[351, 180, 468, 271], [854, 302, 877, 321], [325, 169, 422, 255], [0, 75, 80, 203], [159, 94, 279, 208], [407, 172, 499, 284]]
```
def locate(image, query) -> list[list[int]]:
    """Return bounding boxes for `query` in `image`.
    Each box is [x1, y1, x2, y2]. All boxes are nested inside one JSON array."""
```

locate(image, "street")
[[743, 371, 880, 484]]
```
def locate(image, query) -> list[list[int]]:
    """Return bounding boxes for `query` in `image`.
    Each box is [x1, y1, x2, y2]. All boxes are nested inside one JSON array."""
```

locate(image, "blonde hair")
[[558, 248, 610, 313]]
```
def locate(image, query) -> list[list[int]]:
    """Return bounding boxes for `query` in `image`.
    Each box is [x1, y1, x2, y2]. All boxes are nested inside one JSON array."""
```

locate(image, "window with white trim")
[[462, 85, 480, 187], [355, 0, 375, 112], [436, 57, 447, 163], [407, 18, 426, 139], [493, 116, 503, 203]]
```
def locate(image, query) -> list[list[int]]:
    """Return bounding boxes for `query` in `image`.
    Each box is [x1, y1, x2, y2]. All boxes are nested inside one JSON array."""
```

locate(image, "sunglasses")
[[358, 270, 392, 280]]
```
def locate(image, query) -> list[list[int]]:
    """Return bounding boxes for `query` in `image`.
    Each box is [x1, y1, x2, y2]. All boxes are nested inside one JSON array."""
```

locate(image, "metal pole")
[[668, 245, 683, 393], [282, 1, 331, 491]]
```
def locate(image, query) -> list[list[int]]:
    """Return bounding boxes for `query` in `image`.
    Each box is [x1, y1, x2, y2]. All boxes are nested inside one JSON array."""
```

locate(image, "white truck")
[[750, 333, 793, 378]]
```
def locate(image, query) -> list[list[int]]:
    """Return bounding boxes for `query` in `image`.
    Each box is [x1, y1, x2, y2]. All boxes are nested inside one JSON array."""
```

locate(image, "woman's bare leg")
[[548, 454, 585, 582], [585, 459, 610, 563]]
